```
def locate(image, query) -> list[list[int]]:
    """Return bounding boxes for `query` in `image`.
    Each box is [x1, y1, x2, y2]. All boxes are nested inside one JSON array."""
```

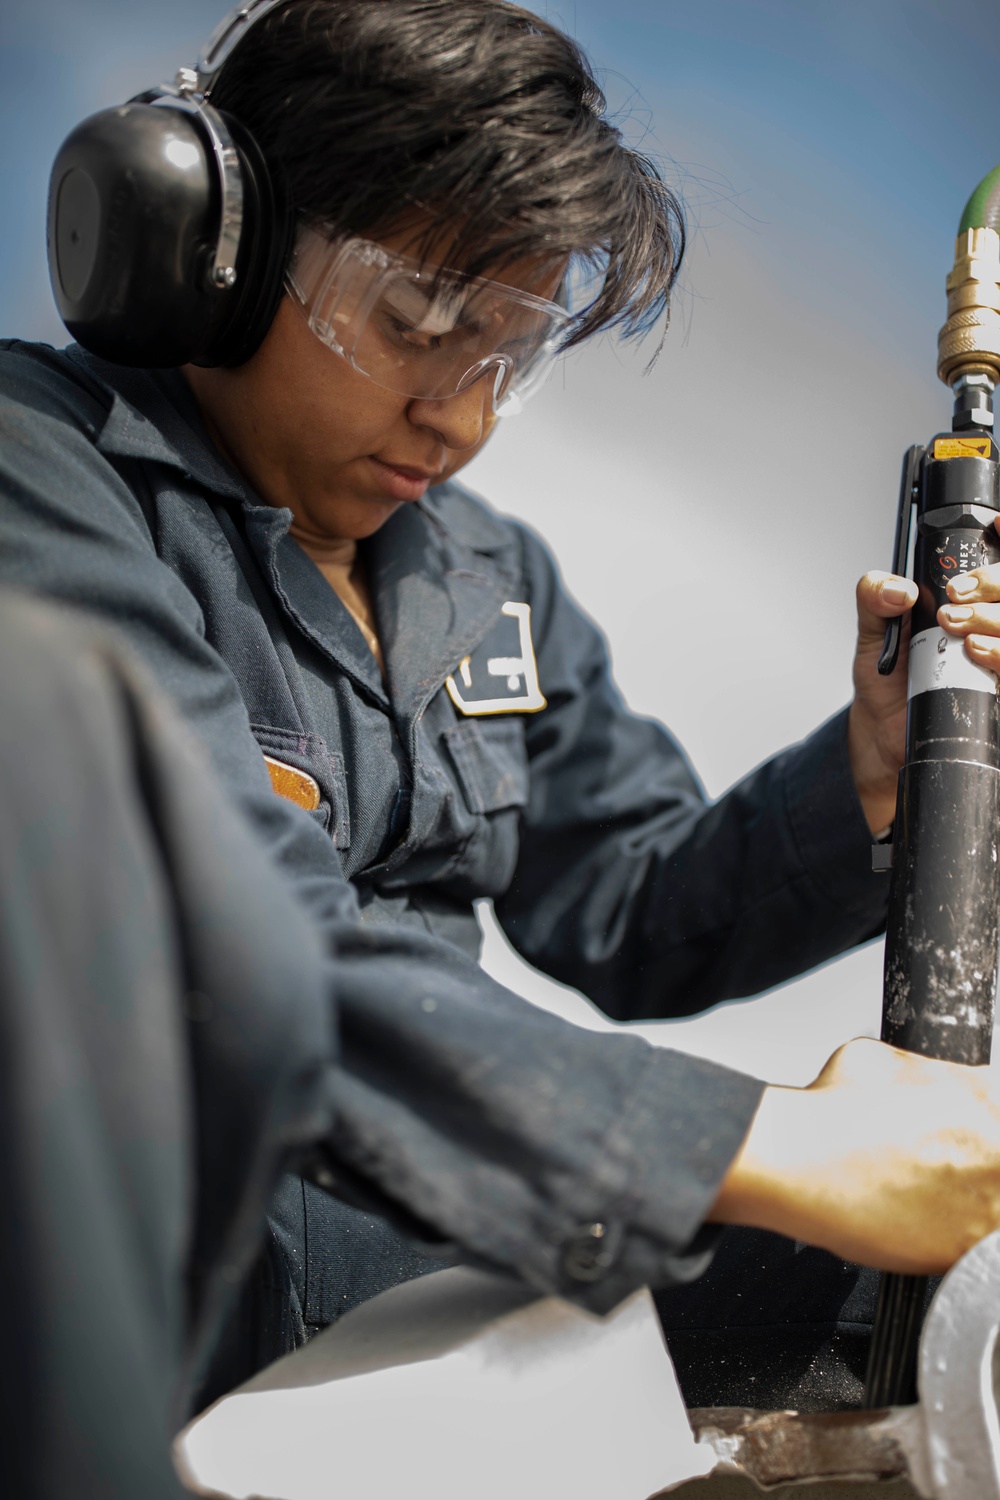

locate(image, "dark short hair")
[[210, 0, 685, 351]]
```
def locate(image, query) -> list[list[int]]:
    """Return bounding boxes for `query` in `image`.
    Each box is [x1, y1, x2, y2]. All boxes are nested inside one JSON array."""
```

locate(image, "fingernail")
[[967, 635, 991, 655], [951, 574, 978, 597], [942, 605, 974, 623], [881, 579, 913, 605]]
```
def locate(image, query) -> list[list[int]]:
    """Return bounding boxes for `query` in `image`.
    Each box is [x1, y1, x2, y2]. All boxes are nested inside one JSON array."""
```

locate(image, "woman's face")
[[184, 230, 565, 545]]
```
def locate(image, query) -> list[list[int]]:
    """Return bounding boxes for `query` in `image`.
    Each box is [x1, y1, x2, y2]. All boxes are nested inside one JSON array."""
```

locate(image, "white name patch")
[[446, 601, 546, 716]]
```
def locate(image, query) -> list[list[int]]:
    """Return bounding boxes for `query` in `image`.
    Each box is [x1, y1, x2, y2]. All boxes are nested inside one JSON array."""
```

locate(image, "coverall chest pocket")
[[442, 718, 529, 816]]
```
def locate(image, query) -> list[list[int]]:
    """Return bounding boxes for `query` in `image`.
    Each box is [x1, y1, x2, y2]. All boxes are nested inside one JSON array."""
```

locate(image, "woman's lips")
[[367, 456, 437, 501]]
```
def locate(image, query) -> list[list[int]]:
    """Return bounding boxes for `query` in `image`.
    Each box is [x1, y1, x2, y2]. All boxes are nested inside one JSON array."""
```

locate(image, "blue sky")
[[4, 0, 999, 339]]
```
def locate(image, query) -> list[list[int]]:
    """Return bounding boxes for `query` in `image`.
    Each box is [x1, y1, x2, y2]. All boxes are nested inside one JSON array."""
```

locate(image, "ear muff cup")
[[47, 102, 293, 368]]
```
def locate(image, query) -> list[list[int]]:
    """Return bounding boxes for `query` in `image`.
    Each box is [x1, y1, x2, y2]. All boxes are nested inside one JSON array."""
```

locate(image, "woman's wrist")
[[846, 699, 900, 836], [707, 1074, 883, 1257], [706, 1083, 808, 1238]]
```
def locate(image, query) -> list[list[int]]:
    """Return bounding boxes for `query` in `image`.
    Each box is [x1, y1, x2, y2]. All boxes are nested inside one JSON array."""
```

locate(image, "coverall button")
[[559, 1220, 623, 1283]]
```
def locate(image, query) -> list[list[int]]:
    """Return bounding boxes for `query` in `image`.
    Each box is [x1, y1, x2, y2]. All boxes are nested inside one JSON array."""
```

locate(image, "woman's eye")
[[381, 314, 439, 351]]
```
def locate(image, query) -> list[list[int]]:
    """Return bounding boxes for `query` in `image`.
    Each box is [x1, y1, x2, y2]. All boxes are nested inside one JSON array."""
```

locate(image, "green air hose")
[[958, 165, 1000, 233]]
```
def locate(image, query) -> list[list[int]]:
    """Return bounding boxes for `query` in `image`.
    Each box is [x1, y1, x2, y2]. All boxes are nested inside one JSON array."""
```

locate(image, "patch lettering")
[[445, 601, 546, 715]]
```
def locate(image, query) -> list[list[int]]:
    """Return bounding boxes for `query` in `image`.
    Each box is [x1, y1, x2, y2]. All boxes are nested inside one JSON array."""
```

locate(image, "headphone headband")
[[195, 0, 290, 93], [144, 0, 290, 291], [145, 90, 244, 290]]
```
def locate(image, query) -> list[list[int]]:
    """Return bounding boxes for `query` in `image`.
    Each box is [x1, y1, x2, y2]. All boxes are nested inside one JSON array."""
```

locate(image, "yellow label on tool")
[[933, 436, 993, 459]]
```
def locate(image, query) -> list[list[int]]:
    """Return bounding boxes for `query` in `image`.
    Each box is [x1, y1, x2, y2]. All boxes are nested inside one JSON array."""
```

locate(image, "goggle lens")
[[286, 229, 569, 413]]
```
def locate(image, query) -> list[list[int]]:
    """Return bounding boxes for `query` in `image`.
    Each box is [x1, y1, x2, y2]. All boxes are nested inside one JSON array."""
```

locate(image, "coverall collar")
[[68, 347, 522, 723], [368, 489, 518, 722], [69, 351, 248, 504]]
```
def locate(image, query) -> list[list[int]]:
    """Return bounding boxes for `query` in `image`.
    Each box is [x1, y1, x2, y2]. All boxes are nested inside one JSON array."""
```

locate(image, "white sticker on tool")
[[908, 625, 999, 699]]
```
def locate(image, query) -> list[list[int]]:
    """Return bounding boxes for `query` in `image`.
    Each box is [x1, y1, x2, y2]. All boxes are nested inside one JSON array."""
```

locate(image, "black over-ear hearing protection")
[[47, 0, 294, 368]]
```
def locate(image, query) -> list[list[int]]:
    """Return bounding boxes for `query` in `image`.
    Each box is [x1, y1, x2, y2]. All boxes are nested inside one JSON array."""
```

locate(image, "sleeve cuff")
[[549, 1047, 766, 1312]]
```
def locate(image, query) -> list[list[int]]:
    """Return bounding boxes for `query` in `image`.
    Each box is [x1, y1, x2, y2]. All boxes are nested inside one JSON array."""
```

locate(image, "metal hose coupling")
[[938, 165, 1000, 387]]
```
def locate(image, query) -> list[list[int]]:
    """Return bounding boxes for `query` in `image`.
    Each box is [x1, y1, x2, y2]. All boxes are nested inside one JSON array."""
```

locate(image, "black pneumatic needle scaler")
[[864, 167, 1000, 1409]]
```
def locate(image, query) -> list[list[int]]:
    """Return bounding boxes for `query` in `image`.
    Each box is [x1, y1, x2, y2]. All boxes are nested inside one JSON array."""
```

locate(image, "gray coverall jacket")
[[0, 340, 888, 1395]]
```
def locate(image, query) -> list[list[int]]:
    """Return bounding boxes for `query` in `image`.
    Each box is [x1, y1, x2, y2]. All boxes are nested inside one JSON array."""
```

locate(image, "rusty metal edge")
[[683, 1406, 912, 1490]]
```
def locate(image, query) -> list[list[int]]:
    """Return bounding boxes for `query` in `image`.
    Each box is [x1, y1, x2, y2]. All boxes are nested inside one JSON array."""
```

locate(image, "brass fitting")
[[937, 226, 1000, 386]]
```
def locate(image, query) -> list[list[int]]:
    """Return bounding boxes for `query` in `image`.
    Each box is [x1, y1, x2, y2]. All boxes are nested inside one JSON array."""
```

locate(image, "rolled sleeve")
[[315, 938, 765, 1309]]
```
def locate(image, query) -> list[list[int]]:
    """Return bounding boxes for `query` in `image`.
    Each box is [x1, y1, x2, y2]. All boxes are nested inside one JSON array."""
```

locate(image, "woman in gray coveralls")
[[12, 0, 1000, 1422]]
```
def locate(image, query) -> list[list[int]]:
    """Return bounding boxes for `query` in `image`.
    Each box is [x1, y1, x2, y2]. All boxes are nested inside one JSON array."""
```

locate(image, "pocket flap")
[[443, 719, 529, 815]]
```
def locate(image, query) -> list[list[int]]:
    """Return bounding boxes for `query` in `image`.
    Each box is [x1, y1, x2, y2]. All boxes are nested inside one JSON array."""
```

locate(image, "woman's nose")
[[407, 373, 499, 450]]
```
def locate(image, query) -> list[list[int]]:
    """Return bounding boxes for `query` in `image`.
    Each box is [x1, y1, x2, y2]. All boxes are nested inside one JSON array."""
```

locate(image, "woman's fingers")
[[965, 635, 1000, 672], [939, 599, 1000, 634], [942, 518, 1000, 603], [857, 571, 918, 632], [946, 545, 1000, 605], [938, 597, 1000, 672]]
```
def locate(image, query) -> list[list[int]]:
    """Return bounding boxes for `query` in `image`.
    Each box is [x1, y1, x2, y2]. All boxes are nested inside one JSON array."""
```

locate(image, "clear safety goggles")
[[285, 226, 572, 415]]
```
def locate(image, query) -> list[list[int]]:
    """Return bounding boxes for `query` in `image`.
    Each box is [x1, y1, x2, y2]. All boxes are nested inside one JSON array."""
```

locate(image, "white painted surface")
[[179, 1268, 714, 1500]]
